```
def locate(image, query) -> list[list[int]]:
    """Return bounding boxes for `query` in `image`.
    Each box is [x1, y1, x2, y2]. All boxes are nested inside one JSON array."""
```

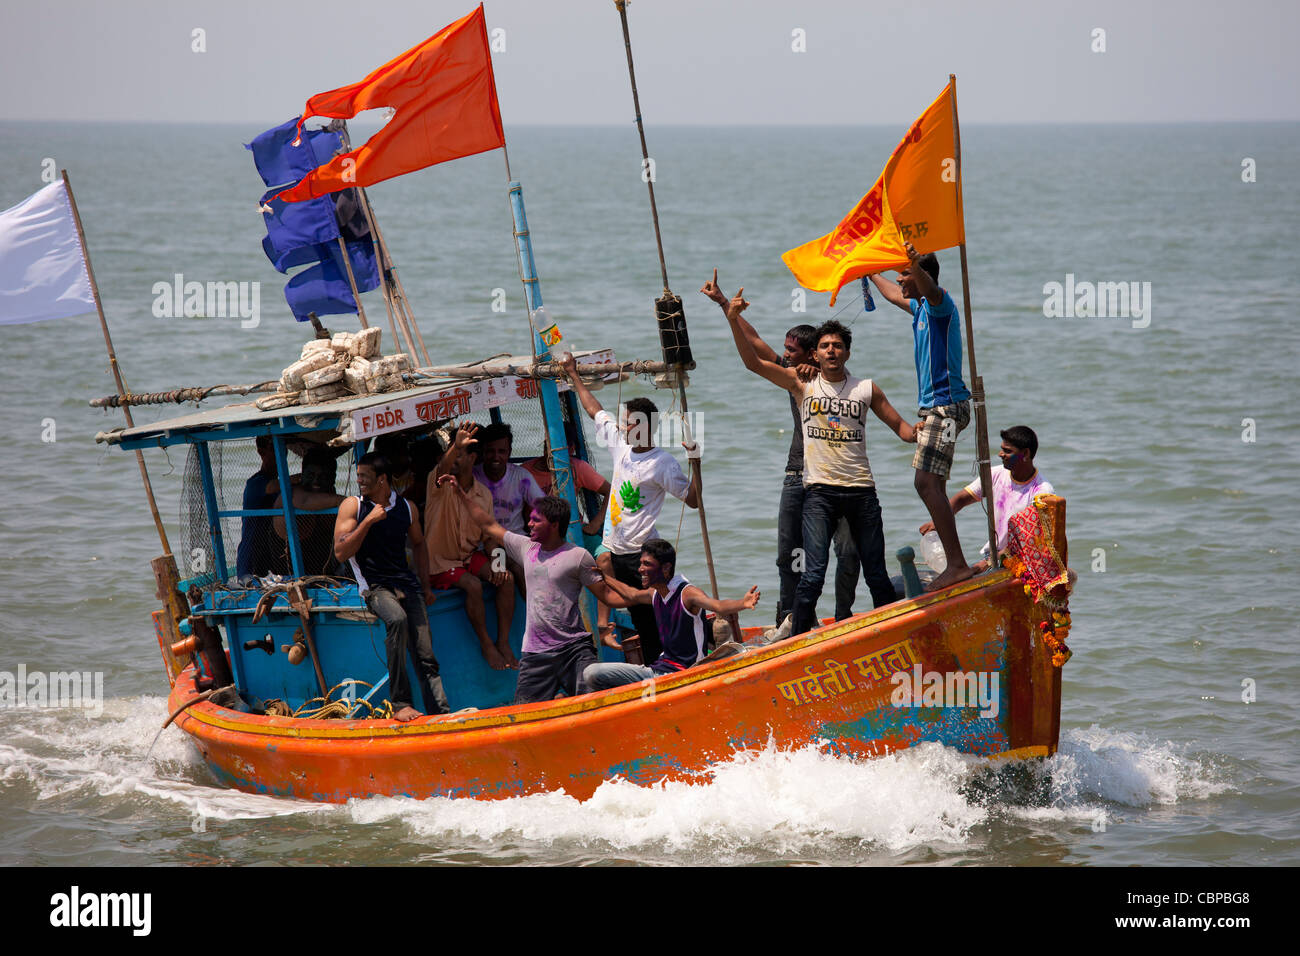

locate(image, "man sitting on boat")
[[439, 476, 633, 704], [559, 352, 700, 664], [424, 422, 519, 671], [583, 539, 760, 691], [236, 435, 281, 578], [473, 422, 545, 597], [714, 286, 917, 636], [920, 425, 1054, 571], [701, 270, 860, 632], [867, 242, 974, 592], [334, 452, 448, 722]]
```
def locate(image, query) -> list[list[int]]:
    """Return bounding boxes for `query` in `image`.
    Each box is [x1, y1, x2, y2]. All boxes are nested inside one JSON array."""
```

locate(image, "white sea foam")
[[1045, 724, 1232, 806]]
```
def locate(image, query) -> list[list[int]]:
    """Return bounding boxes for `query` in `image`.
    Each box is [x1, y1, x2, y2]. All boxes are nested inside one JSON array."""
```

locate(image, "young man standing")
[[920, 425, 1054, 570], [333, 452, 448, 722], [715, 284, 917, 637], [425, 422, 518, 671], [868, 242, 973, 590], [583, 539, 759, 691], [701, 270, 860, 627], [441, 479, 632, 704], [559, 352, 700, 663]]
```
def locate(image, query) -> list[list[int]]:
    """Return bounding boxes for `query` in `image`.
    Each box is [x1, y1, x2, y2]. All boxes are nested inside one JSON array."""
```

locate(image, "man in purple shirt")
[[440, 478, 632, 704]]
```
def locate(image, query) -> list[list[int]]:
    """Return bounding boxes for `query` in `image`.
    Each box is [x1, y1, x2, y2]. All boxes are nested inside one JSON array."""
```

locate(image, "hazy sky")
[[2, 0, 1296, 125]]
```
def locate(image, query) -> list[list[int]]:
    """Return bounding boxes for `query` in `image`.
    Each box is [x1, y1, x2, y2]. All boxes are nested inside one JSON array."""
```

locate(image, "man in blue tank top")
[[868, 242, 974, 591], [582, 539, 760, 691], [334, 452, 448, 722]]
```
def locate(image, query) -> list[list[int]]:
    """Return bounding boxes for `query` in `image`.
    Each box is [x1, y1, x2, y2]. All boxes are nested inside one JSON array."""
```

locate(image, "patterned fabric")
[[1006, 494, 1071, 601], [910, 400, 971, 478]]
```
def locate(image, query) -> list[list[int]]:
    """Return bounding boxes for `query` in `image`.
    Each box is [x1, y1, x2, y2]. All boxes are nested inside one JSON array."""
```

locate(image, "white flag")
[[0, 181, 96, 325]]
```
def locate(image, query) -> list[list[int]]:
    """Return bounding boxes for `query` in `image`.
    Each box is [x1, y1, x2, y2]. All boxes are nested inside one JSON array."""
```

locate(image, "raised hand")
[[742, 585, 761, 609], [700, 268, 726, 305], [727, 287, 749, 317], [453, 421, 479, 452]]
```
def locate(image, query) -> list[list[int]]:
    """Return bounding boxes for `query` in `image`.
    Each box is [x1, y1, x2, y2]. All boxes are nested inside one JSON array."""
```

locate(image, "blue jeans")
[[777, 474, 861, 625], [583, 661, 656, 691], [791, 484, 894, 636]]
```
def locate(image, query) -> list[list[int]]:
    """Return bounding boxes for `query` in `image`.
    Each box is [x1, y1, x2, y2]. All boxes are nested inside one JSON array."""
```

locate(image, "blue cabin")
[[106, 351, 621, 716]]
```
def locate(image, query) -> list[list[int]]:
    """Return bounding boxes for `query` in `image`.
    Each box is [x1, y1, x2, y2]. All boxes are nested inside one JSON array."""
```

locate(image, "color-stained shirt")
[[423, 475, 493, 576], [964, 465, 1055, 554], [594, 409, 691, 555], [911, 290, 970, 409], [473, 463, 544, 535], [502, 531, 602, 653], [800, 375, 876, 488]]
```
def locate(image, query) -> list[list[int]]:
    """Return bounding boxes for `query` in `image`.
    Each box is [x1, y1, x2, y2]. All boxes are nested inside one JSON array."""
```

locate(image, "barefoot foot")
[[393, 706, 422, 722], [925, 563, 976, 592]]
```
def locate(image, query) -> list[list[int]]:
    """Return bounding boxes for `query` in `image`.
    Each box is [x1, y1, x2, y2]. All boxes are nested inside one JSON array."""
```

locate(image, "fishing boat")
[[84, 4, 1075, 803]]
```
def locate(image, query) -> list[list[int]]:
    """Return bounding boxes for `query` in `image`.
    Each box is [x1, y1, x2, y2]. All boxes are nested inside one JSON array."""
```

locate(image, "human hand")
[[727, 287, 749, 317], [364, 504, 387, 524], [700, 268, 726, 305], [559, 351, 577, 377], [453, 421, 479, 451], [904, 241, 920, 263], [919, 520, 936, 535], [490, 569, 511, 588], [794, 363, 820, 383], [423, 587, 437, 606], [742, 585, 760, 609]]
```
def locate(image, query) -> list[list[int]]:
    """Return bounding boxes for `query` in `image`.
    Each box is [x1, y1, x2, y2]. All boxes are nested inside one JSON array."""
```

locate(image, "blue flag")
[[283, 239, 380, 322], [260, 189, 342, 273], [246, 119, 344, 189]]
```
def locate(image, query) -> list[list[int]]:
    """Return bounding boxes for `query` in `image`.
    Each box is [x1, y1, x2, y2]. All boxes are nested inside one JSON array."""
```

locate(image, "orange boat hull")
[[170, 569, 1062, 802]]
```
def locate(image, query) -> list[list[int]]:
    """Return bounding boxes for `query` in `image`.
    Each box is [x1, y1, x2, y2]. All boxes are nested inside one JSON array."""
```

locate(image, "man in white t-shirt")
[[560, 352, 700, 663], [920, 425, 1054, 569], [718, 287, 917, 637], [473, 421, 545, 597]]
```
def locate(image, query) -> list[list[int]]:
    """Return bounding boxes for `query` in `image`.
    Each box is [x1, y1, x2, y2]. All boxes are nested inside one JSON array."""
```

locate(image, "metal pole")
[[63, 170, 172, 556], [948, 75, 998, 566]]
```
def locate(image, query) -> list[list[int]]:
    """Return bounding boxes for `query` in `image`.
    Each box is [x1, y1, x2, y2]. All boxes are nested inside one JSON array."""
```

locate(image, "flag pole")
[[947, 75, 998, 566], [62, 170, 172, 556]]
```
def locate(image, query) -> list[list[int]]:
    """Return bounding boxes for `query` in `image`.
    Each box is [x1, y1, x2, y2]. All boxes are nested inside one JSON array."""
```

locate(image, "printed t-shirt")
[[964, 465, 1055, 554], [523, 455, 607, 496], [911, 290, 970, 409], [800, 376, 876, 488], [473, 463, 544, 535], [594, 409, 691, 555], [502, 530, 602, 654], [423, 475, 493, 576]]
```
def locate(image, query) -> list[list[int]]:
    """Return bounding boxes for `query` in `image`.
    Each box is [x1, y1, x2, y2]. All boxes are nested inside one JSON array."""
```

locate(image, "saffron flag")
[[276, 5, 505, 204], [783, 82, 964, 305], [0, 181, 96, 325]]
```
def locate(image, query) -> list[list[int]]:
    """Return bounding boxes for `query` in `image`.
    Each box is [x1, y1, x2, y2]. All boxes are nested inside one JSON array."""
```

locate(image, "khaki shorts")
[[912, 401, 971, 478]]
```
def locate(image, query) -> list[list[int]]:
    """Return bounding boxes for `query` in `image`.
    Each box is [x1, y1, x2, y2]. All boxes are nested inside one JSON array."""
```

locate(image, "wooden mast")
[[947, 75, 999, 565], [614, 0, 727, 620], [63, 171, 172, 557]]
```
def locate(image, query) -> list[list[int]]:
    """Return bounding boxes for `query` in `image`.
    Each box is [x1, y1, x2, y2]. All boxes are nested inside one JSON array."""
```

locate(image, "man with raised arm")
[[559, 351, 700, 663], [701, 269, 860, 629], [711, 282, 917, 636], [920, 425, 1054, 570], [333, 452, 448, 722], [582, 539, 759, 691], [439, 477, 633, 704], [425, 421, 518, 671], [867, 242, 974, 590]]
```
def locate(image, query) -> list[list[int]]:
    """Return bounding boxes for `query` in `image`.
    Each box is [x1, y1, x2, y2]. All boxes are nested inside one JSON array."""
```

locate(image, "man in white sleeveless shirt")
[[717, 286, 918, 636]]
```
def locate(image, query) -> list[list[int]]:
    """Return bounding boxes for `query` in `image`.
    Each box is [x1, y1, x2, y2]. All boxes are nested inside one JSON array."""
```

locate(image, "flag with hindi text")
[[783, 82, 964, 305]]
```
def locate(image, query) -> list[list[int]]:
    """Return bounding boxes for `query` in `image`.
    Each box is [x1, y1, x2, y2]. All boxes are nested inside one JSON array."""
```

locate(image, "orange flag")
[[276, 5, 504, 203], [783, 82, 964, 305]]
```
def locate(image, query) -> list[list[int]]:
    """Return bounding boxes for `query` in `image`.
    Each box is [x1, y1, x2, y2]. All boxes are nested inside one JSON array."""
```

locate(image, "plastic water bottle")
[[860, 276, 876, 312], [919, 531, 947, 573]]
